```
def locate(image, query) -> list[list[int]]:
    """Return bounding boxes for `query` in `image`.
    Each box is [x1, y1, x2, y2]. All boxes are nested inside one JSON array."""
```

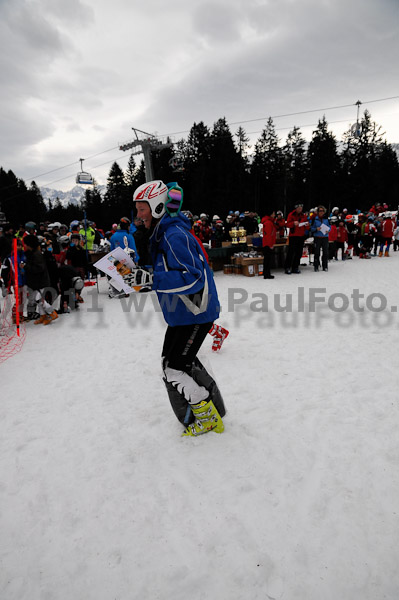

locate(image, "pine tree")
[[307, 116, 339, 213], [125, 154, 137, 189], [374, 142, 399, 206], [283, 126, 308, 212], [235, 126, 251, 163], [206, 117, 243, 216], [82, 187, 104, 226], [104, 162, 129, 223], [341, 110, 387, 210], [251, 117, 284, 214], [182, 122, 212, 215]]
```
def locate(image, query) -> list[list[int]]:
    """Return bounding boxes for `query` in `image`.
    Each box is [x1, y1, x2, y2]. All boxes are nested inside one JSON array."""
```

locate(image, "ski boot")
[[34, 314, 47, 325], [182, 398, 224, 437], [43, 311, 59, 325]]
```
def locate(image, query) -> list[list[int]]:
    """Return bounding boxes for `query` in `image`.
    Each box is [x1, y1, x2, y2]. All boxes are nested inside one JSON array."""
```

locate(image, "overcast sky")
[[1, 0, 398, 191]]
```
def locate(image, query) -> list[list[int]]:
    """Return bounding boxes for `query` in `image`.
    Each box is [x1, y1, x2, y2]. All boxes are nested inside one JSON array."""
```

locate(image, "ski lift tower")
[[119, 128, 172, 182]]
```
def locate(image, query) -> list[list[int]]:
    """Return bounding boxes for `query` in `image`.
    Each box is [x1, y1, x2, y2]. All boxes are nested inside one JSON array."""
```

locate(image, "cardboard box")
[[241, 264, 256, 277], [239, 256, 264, 276]]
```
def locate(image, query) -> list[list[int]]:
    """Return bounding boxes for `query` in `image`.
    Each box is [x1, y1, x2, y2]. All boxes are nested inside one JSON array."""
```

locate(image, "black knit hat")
[[24, 234, 40, 249]]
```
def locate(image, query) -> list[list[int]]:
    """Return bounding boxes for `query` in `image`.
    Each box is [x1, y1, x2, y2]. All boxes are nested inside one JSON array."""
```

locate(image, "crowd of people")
[[259, 202, 398, 278], [0, 200, 398, 323]]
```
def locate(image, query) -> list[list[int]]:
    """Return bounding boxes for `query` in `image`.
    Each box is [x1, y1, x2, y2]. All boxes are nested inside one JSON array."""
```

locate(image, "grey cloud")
[[39, 0, 95, 26], [140, 0, 399, 140], [192, 2, 242, 43]]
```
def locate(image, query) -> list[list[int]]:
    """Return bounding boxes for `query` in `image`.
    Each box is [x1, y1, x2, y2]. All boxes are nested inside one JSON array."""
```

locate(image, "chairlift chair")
[[168, 155, 185, 172], [76, 171, 94, 185], [76, 158, 94, 185], [351, 123, 362, 139]]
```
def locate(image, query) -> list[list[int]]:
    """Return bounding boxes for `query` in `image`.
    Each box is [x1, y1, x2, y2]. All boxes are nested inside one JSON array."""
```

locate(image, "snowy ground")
[[1, 254, 399, 600]]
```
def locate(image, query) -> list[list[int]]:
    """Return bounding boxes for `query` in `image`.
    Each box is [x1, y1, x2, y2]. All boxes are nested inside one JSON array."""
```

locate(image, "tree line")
[[1, 110, 398, 230]]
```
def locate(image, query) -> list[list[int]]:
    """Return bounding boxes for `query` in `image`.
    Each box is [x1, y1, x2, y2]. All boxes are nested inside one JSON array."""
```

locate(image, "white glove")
[[122, 268, 153, 288]]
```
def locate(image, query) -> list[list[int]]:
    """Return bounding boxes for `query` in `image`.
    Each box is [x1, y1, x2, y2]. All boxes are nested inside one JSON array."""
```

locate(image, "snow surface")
[[1, 254, 399, 600]]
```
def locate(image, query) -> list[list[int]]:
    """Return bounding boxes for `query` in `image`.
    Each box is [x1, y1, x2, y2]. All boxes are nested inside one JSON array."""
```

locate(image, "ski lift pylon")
[[76, 158, 94, 185]]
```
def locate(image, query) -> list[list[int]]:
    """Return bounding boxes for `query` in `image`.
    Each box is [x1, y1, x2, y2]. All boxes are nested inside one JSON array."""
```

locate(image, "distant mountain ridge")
[[39, 185, 106, 208]]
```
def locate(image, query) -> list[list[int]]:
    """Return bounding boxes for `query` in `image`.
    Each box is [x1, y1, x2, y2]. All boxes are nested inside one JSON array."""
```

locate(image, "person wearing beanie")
[[110, 217, 139, 260], [24, 235, 58, 324]]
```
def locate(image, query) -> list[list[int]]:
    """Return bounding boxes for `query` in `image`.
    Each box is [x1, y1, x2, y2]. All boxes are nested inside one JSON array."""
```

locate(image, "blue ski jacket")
[[310, 215, 331, 238], [150, 213, 220, 327], [110, 230, 139, 261]]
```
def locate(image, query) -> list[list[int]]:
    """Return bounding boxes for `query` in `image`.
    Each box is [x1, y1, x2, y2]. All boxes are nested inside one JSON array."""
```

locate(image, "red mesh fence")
[[0, 289, 26, 365]]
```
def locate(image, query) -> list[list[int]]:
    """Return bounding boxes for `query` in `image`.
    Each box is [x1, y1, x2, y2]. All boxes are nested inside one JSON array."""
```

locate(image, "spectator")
[[0, 225, 14, 260], [329, 216, 338, 260], [310, 206, 330, 271], [379, 213, 394, 256], [284, 203, 309, 274], [336, 221, 349, 260], [79, 221, 95, 250], [110, 217, 139, 261], [1, 238, 27, 322], [275, 211, 286, 238], [261, 209, 277, 279], [48, 222, 61, 254], [24, 234, 58, 325], [65, 233, 88, 279], [359, 216, 375, 258], [241, 211, 258, 235], [393, 222, 399, 251], [199, 215, 211, 244]]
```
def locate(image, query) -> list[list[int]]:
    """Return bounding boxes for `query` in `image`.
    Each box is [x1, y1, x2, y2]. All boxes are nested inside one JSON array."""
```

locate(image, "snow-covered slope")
[[1, 254, 399, 600]]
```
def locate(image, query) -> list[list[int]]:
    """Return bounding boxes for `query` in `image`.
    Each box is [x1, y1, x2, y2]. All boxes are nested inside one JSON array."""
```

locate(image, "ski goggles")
[[165, 182, 183, 217]]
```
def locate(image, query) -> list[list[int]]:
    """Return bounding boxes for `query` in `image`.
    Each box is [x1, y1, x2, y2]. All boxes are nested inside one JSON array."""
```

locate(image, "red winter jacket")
[[286, 210, 309, 237], [261, 216, 277, 248], [328, 225, 338, 242], [381, 219, 394, 238], [336, 225, 348, 243]]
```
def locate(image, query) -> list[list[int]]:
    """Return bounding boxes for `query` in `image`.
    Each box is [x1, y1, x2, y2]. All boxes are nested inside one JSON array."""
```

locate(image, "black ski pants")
[[284, 237, 304, 271], [262, 246, 273, 277], [162, 322, 213, 373], [314, 237, 329, 269]]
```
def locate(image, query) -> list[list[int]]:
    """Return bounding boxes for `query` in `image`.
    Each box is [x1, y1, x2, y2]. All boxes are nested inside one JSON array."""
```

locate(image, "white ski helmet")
[[133, 180, 168, 219]]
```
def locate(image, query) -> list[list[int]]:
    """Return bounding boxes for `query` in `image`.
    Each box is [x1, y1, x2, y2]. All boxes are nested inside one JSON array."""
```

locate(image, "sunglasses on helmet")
[[165, 182, 183, 217]]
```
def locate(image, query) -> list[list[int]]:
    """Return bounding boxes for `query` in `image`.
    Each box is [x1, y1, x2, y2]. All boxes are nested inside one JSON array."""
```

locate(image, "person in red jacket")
[[336, 221, 349, 260], [369, 203, 383, 216], [261, 209, 277, 279], [275, 211, 286, 238], [284, 204, 309, 274], [328, 216, 338, 260], [379, 213, 395, 256]]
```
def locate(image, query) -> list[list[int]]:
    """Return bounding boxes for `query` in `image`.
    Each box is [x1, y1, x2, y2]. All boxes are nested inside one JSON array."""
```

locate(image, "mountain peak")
[[39, 184, 106, 207]]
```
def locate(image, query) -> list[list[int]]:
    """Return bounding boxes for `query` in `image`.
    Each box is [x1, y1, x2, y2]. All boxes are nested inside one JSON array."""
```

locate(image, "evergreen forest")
[[1, 111, 398, 229]]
